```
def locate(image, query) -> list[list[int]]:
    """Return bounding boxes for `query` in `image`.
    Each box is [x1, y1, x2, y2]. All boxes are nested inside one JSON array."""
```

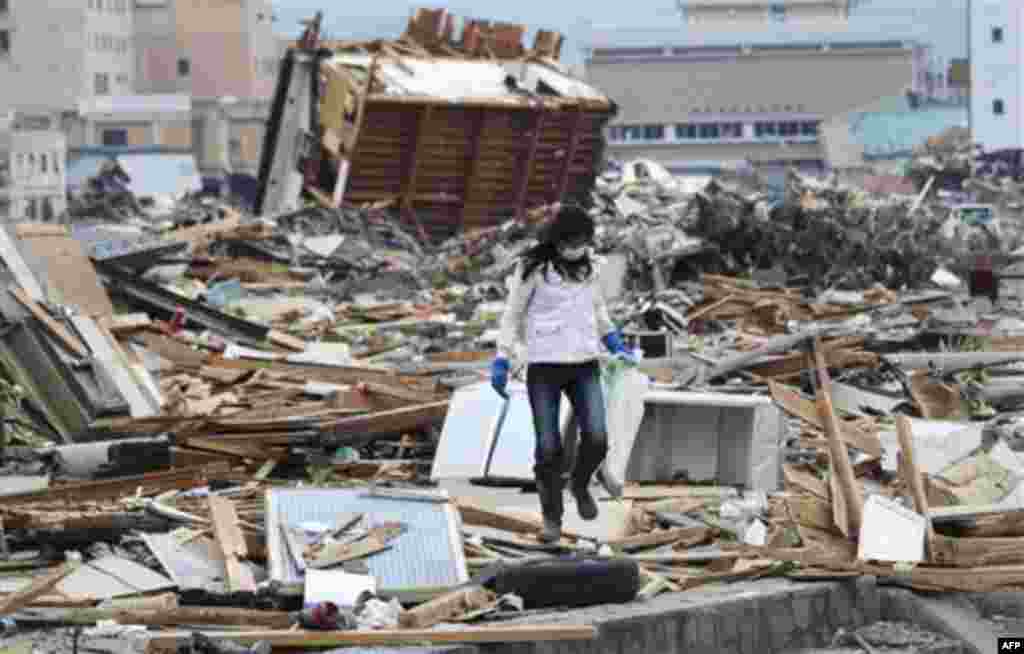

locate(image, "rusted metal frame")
[[554, 108, 585, 202], [332, 54, 379, 207], [513, 107, 544, 220], [458, 109, 487, 231], [400, 105, 435, 242]]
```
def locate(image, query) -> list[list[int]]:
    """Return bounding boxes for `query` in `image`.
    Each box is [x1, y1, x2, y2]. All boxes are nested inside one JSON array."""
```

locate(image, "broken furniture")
[[256, 14, 615, 242], [625, 391, 784, 491]]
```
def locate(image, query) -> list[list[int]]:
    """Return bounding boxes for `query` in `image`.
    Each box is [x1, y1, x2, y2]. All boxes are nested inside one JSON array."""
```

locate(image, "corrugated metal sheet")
[[266, 489, 468, 601]]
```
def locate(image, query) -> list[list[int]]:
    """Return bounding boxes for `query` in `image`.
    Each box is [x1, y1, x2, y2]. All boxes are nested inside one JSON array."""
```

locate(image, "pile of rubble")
[[7, 17, 1024, 654], [0, 179, 1023, 651]]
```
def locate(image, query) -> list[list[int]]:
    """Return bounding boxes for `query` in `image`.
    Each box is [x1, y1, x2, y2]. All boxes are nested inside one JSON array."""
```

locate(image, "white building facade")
[[0, 125, 67, 222], [969, 0, 1024, 151], [0, 0, 134, 114]]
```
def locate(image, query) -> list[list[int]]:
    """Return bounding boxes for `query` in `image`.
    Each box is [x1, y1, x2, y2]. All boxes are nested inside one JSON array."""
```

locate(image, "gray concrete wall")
[[586, 49, 915, 124], [0, 1, 88, 112]]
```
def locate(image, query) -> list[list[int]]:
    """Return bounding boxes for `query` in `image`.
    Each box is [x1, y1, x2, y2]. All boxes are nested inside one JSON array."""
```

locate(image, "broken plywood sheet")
[[0, 227, 43, 302], [876, 419, 983, 475], [56, 556, 174, 600], [141, 532, 227, 592], [14, 224, 113, 317]]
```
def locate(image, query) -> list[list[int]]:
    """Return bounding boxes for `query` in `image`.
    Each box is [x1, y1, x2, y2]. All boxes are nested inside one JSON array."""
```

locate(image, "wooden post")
[[399, 105, 433, 242], [896, 415, 935, 558], [332, 54, 378, 208], [807, 338, 863, 536], [554, 107, 584, 203], [209, 496, 257, 592], [459, 109, 487, 232], [513, 108, 543, 221], [0, 559, 81, 617]]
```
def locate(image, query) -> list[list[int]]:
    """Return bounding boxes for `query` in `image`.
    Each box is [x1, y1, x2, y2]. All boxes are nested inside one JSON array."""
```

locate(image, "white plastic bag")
[[601, 360, 649, 496]]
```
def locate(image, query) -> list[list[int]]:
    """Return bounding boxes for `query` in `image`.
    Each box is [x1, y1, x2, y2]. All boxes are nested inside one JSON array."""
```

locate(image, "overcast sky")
[[270, 0, 968, 67]]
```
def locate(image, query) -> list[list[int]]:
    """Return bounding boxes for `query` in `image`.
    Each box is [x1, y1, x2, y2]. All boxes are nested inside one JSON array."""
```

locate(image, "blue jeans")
[[526, 360, 609, 486]]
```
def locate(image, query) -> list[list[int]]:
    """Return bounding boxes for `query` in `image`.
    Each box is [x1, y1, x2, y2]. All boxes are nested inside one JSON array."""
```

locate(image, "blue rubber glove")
[[491, 357, 510, 399], [602, 330, 637, 365]]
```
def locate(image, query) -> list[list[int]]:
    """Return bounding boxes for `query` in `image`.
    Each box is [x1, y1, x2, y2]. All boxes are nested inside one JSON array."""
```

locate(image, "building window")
[[994, 99, 1006, 115], [97, 0, 102, 10], [40, 154, 47, 173], [720, 122, 743, 139], [24, 198, 36, 221], [0, 0, 8, 14], [769, 3, 785, 22], [675, 123, 697, 140], [800, 121, 820, 136], [755, 121, 778, 138], [0, 30, 9, 56], [993, 27, 1004, 43], [94, 73, 109, 95], [641, 124, 664, 140], [229, 138, 242, 159], [178, 58, 190, 77], [102, 128, 127, 146], [779, 121, 800, 137], [698, 124, 720, 139]]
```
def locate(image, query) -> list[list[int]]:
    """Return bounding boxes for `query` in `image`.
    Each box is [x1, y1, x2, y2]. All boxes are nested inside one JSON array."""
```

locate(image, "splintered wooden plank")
[[895, 416, 936, 550], [208, 496, 256, 592], [808, 342, 863, 537], [9, 287, 89, 358], [328, 401, 449, 441], [0, 559, 81, 616], [769, 382, 882, 458]]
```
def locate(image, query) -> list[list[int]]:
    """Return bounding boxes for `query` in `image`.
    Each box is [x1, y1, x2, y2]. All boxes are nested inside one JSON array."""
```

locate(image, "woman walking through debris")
[[490, 204, 634, 543]]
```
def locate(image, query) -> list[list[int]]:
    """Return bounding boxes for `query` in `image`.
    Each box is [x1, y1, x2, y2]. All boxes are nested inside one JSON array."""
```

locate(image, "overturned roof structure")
[[256, 8, 617, 241]]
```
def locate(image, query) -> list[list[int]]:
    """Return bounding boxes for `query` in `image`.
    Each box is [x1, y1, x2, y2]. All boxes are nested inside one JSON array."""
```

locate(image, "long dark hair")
[[521, 204, 595, 282]]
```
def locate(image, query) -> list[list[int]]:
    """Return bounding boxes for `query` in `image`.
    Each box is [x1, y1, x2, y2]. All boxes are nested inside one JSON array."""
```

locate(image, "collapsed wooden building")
[[255, 8, 617, 240]]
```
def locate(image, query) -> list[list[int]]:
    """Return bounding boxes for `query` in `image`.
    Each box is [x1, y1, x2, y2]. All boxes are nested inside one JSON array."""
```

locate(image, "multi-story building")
[[0, 117, 67, 222], [677, 0, 854, 28], [587, 36, 924, 175], [133, 0, 279, 100], [0, 0, 134, 114], [969, 1, 1022, 151], [586, 0, 928, 175], [64, 93, 192, 149]]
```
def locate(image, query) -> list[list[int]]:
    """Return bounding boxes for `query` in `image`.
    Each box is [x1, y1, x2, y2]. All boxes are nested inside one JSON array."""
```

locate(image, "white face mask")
[[559, 245, 587, 261]]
